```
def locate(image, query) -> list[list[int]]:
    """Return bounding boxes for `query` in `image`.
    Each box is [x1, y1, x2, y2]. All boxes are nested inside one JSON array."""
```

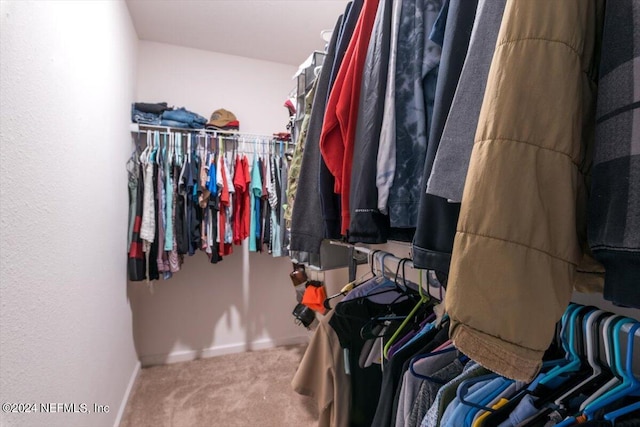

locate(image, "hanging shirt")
[[386, 0, 442, 228], [168, 164, 180, 273], [140, 151, 156, 247], [242, 155, 251, 242], [219, 157, 233, 256], [270, 155, 282, 257], [128, 165, 146, 281], [186, 154, 201, 256], [259, 157, 268, 252], [320, 0, 381, 236], [376, 0, 403, 215], [224, 154, 235, 245], [175, 162, 187, 255], [164, 149, 174, 252], [249, 155, 263, 252], [156, 156, 168, 272], [232, 155, 246, 245]]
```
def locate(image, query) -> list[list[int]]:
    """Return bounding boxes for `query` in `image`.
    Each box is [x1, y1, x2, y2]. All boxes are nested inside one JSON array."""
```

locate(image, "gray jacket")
[[289, 14, 343, 254], [425, 0, 506, 202]]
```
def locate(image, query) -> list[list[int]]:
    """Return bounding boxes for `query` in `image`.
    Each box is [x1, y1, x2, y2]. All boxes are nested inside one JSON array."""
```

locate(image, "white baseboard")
[[114, 360, 141, 427], [139, 335, 310, 367]]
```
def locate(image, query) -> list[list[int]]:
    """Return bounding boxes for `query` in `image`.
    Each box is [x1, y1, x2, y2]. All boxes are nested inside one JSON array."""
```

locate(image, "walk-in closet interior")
[[1, 0, 639, 426]]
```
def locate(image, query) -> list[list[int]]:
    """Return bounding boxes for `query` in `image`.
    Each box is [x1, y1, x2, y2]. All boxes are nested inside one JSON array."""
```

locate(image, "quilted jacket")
[[445, 0, 605, 382]]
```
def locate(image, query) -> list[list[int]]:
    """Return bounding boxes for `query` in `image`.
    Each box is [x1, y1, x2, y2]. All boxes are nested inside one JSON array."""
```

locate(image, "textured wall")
[[130, 41, 343, 365], [0, 1, 139, 426]]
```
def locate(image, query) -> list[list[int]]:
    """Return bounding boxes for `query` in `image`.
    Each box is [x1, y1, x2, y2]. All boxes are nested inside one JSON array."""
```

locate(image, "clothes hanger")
[[150, 130, 160, 163], [160, 133, 168, 166], [456, 373, 512, 414], [187, 133, 192, 164], [334, 257, 419, 323], [167, 132, 174, 166], [554, 317, 637, 427], [323, 249, 382, 310], [554, 310, 612, 407], [358, 258, 415, 328], [539, 304, 587, 386], [363, 252, 400, 295], [601, 324, 640, 425], [576, 314, 627, 411], [582, 321, 640, 419], [522, 307, 608, 416], [604, 401, 640, 424], [139, 130, 150, 164], [382, 264, 431, 360]]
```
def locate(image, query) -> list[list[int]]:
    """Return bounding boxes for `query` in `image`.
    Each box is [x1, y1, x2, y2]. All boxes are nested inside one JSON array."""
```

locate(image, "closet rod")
[[328, 240, 415, 269], [130, 123, 288, 140]]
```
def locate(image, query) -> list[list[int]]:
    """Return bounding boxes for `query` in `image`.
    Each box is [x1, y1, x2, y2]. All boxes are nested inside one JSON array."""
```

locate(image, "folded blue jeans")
[[161, 107, 207, 128], [131, 107, 161, 125]]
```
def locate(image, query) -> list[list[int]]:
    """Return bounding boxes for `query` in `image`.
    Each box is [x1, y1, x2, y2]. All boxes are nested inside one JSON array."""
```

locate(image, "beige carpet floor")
[[120, 345, 319, 427]]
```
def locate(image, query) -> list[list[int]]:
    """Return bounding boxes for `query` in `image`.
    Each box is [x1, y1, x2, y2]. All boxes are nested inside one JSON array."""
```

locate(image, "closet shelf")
[[130, 123, 286, 140]]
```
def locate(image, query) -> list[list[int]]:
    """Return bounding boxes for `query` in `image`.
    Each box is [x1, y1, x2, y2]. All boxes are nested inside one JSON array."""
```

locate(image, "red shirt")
[[232, 155, 246, 245], [241, 156, 251, 241], [319, 0, 380, 236]]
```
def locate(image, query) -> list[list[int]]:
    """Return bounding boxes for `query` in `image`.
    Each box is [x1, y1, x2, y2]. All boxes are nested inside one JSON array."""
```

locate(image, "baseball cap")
[[207, 108, 239, 128]]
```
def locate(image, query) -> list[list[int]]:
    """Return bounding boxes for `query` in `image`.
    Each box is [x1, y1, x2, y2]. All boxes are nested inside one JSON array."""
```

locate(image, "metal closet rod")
[[328, 240, 415, 269], [130, 123, 289, 140]]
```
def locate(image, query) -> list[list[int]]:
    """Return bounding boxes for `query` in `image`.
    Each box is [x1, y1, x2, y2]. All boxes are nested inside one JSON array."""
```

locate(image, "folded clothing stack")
[[131, 102, 208, 129], [160, 107, 207, 129], [131, 102, 170, 125]]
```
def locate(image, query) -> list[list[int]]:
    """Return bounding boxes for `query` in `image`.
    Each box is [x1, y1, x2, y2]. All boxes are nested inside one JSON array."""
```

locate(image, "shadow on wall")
[[126, 243, 313, 367]]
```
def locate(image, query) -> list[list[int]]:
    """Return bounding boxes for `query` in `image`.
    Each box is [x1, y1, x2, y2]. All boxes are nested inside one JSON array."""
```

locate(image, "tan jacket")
[[446, 0, 605, 382]]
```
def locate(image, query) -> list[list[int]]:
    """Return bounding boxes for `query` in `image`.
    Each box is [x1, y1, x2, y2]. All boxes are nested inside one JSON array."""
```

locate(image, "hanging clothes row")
[[126, 129, 294, 282], [288, 0, 640, 385], [293, 251, 640, 427]]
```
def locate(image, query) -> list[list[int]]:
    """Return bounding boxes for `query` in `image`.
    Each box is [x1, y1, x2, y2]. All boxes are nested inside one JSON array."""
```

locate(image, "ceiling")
[[125, 0, 349, 66]]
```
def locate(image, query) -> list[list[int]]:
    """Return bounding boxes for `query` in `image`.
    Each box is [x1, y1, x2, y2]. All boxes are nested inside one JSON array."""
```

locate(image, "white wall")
[[131, 41, 341, 365], [0, 1, 139, 426], [136, 40, 296, 134]]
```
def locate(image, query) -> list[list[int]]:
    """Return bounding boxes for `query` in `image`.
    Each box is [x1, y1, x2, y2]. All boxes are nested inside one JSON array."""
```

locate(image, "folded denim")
[[161, 108, 207, 127], [131, 108, 161, 125], [160, 119, 192, 129]]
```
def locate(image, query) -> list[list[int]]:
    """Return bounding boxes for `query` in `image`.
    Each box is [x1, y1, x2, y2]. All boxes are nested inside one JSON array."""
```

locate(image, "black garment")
[[330, 296, 416, 427], [259, 158, 268, 252], [148, 164, 160, 280], [290, 13, 343, 254], [128, 166, 146, 281], [371, 323, 447, 427], [134, 102, 170, 114], [328, 0, 363, 95], [176, 165, 189, 255], [412, 0, 478, 273], [272, 156, 281, 224], [321, 0, 363, 240], [186, 157, 201, 256], [348, 0, 393, 244], [209, 196, 223, 264]]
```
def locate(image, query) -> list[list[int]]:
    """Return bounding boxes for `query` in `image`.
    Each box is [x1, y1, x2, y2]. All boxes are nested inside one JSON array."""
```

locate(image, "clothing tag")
[[343, 349, 350, 376]]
